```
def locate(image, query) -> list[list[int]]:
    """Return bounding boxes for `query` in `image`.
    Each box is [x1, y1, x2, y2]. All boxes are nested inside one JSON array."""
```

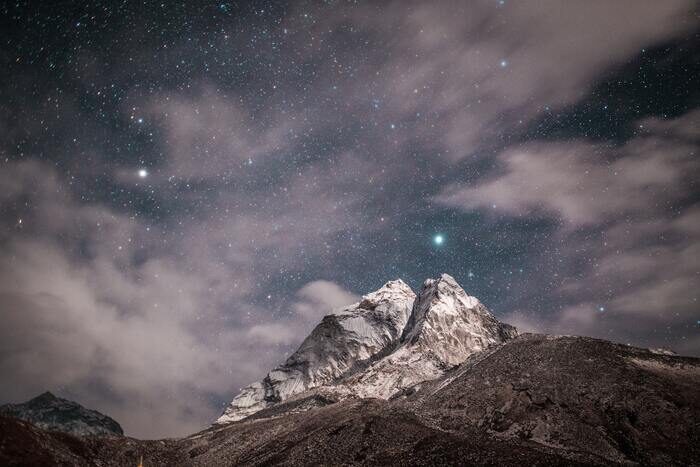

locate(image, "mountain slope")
[[216, 279, 415, 423], [0, 392, 123, 437], [398, 334, 700, 466]]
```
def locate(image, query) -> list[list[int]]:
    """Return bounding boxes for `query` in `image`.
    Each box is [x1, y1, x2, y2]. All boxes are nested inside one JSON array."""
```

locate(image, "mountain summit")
[[217, 274, 517, 423]]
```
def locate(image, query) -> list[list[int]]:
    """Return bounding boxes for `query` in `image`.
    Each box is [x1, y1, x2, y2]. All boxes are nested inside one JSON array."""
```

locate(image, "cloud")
[[453, 111, 700, 353], [247, 280, 359, 345], [0, 237, 252, 438], [0, 161, 258, 438], [0, 159, 364, 437], [143, 85, 302, 180], [435, 117, 698, 225], [293, 280, 359, 321], [293, 0, 697, 159]]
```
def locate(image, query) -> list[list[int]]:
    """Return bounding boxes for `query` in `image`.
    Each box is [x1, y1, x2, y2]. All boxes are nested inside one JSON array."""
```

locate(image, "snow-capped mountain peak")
[[320, 274, 518, 400], [401, 273, 516, 366], [215, 279, 415, 424], [217, 274, 517, 424]]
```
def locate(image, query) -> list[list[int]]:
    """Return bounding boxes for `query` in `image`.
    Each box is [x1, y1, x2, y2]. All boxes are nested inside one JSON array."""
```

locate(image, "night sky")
[[1, 1, 698, 438]]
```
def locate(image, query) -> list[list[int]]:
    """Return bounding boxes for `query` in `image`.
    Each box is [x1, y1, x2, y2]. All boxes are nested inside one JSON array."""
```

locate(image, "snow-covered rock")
[[402, 273, 518, 365], [216, 279, 415, 424], [0, 391, 123, 437], [217, 274, 517, 424], [323, 273, 517, 399]]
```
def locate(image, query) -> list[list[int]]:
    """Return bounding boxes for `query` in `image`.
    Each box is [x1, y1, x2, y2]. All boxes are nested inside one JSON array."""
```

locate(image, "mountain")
[[2, 334, 698, 466], [0, 391, 123, 437], [218, 274, 517, 421], [1, 274, 698, 465], [216, 279, 415, 423]]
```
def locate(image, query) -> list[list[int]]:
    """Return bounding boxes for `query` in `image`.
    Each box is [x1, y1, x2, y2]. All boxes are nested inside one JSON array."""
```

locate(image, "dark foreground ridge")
[[1, 334, 699, 466]]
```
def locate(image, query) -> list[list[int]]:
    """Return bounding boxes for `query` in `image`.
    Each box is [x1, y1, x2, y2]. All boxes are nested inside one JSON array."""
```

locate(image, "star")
[[433, 234, 444, 246]]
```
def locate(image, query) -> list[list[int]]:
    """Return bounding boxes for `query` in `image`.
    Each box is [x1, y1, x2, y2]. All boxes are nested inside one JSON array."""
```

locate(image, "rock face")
[[401, 274, 518, 364], [216, 279, 415, 423], [218, 273, 518, 421], [319, 274, 518, 400], [0, 391, 123, 437]]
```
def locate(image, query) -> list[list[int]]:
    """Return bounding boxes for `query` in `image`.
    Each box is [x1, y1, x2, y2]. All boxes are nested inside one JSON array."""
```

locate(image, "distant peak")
[[3, 391, 124, 436], [33, 391, 58, 402], [26, 391, 73, 410]]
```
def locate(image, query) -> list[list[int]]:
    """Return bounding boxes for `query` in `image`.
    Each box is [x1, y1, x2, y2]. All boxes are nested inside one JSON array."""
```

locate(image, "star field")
[[0, 1, 698, 438]]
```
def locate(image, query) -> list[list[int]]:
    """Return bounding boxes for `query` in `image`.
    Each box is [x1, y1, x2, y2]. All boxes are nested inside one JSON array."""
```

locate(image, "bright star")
[[500, 59, 508, 68], [138, 169, 148, 178], [433, 234, 444, 245]]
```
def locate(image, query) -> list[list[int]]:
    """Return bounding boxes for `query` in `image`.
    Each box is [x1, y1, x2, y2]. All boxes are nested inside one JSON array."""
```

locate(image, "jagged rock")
[[0, 391, 123, 437]]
